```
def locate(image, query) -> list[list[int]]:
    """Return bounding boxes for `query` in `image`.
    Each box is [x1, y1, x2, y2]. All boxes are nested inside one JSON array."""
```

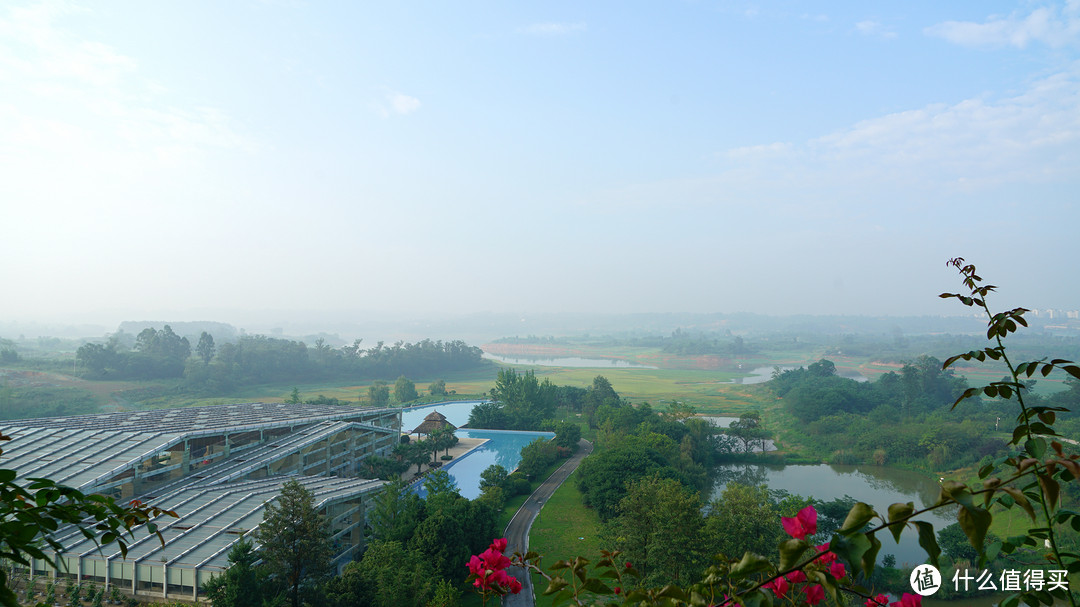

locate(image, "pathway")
[[502, 438, 594, 607]]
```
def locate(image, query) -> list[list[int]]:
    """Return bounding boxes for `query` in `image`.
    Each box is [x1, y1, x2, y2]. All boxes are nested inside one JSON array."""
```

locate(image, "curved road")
[[503, 438, 594, 607]]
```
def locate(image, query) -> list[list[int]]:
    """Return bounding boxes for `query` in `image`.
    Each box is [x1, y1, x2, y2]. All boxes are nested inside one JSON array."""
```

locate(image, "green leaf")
[[1037, 473, 1060, 511], [829, 533, 871, 579], [861, 532, 881, 579], [1025, 438, 1046, 458], [913, 521, 941, 567], [839, 502, 876, 535], [729, 552, 771, 580], [886, 503, 913, 543], [543, 576, 568, 595], [958, 505, 993, 556], [778, 539, 808, 571]]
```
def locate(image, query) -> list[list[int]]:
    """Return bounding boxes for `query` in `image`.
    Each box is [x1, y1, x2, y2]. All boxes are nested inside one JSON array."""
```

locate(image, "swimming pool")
[[401, 401, 554, 499]]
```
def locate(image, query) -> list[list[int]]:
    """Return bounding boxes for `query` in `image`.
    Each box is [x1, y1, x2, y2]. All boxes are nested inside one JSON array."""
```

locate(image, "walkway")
[[502, 438, 594, 607]]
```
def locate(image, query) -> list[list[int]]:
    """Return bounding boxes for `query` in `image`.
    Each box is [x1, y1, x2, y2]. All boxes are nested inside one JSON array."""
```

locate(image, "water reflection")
[[711, 463, 953, 566]]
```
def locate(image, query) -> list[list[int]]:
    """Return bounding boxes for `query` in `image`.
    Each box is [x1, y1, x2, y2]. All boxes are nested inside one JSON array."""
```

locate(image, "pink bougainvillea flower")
[[785, 570, 807, 583], [890, 593, 922, 607], [865, 594, 890, 607], [782, 505, 818, 540], [764, 577, 789, 599], [491, 538, 508, 552], [815, 543, 837, 564], [829, 562, 847, 579], [479, 547, 511, 571], [803, 584, 825, 606], [508, 577, 522, 594]]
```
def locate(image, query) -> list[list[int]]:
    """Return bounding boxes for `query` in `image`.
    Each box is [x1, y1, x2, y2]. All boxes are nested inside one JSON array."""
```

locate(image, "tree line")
[[74, 327, 485, 392]]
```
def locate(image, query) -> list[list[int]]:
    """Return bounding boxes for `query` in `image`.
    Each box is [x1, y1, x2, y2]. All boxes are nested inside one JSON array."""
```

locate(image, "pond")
[[482, 353, 656, 368], [401, 401, 554, 499], [711, 463, 953, 567], [735, 365, 868, 384]]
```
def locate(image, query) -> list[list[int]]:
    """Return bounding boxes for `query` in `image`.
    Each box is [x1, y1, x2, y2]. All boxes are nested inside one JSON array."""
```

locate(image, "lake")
[[711, 463, 953, 566], [482, 353, 656, 368]]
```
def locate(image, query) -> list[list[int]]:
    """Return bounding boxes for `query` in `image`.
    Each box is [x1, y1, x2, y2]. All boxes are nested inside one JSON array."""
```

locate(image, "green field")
[[525, 468, 606, 607]]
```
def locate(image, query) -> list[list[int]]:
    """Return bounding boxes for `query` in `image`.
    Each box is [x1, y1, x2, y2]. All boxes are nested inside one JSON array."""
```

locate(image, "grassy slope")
[[526, 467, 605, 607]]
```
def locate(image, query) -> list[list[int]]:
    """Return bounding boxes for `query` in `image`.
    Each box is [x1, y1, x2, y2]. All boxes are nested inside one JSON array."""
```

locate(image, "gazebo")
[[410, 410, 457, 439]]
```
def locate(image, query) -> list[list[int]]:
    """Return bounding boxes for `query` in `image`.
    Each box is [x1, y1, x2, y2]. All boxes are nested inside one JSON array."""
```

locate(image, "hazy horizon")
[[2, 1, 1078, 326]]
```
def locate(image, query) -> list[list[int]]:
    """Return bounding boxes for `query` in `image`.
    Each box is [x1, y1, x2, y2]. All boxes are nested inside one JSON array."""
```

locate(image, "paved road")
[[502, 438, 594, 607]]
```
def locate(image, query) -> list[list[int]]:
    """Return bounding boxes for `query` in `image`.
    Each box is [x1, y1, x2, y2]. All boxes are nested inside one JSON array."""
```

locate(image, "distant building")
[[1, 402, 400, 601]]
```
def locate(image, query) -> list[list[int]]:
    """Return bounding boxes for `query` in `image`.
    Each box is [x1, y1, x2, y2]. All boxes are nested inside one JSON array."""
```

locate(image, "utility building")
[[1, 402, 401, 601]]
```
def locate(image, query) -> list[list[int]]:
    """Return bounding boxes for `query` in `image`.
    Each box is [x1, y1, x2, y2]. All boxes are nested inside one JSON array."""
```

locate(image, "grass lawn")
[[527, 468, 605, 607]]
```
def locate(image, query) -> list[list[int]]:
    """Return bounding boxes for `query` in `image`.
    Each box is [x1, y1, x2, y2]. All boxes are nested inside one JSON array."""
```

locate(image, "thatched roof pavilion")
[[410, 410, 457, 437]]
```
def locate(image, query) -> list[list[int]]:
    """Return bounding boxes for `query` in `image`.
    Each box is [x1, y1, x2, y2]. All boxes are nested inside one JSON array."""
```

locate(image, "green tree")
[[394, 376, 418, 403], [517, 437, 557, 480], [604, 475, 705, 585], [704, 483, 783, 559], [196, 331, 216, 365], [426, 579, 460, 607], [285, 387, 301, 404], [726, 412, 771, 454], [368, 381, 390, 407], [202, 539, 266, 607], [479, 464, 509, 492], [428, 379, 447, 396], [332, 541, 437, 607], [554, 420, 582, 450], [466, 401, 507, 429], [257, 480, 333, 607], [368, 480, 426, 544], [422, 469, 460, 512]]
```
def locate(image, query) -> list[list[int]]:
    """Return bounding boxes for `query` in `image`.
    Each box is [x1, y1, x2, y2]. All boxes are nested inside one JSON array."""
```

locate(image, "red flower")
[[785, 570, 807, 583], [815, 543, 837, 564], [625, 561, 632, 569], [890, 594, 921, 607], [782, 505, 818, 540], [829, 562, 847, 579], [803, 584, 825, 606], [614, 587, 621, 595], [764, 576, 789, 599], [467, 538, 521, 595], [865, 593, 890, 607]]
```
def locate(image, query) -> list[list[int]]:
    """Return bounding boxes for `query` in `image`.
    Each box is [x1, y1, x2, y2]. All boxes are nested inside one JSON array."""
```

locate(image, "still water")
[[711, 463, 953, 566], [482, 353, 656, 368]]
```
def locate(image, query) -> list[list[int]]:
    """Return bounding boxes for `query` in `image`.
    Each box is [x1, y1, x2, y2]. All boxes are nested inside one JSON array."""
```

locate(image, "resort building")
[[0, 402, 401, 601]]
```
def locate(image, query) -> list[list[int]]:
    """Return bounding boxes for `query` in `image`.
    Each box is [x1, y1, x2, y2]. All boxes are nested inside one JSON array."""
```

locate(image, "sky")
[[2, 0, 1078, 329]]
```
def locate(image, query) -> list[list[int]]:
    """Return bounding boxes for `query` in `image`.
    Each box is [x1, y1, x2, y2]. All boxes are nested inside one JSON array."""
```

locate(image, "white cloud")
[[519, 22, 587, 36], [725, 141, 792, 159], [587, 63, 1080, 214], [371, 89, 421, 118], [855, 20, 897, 39], [390, 93, 421, 115], [807, 65, 1080, 187], [0, 1, 250, 161], [925, 2, 1080, 48]]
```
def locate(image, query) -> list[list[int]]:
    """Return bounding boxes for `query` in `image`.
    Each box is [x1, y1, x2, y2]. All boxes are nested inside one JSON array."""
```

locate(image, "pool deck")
[[398, 435, 490, 483]]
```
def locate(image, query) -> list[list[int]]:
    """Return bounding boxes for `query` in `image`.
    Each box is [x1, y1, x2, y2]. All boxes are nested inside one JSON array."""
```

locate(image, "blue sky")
[[2, 1, 1078, 326]]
